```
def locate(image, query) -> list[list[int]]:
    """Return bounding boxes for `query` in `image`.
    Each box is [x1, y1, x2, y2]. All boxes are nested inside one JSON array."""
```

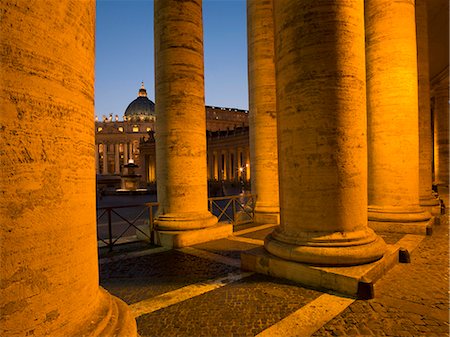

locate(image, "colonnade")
[[208, 148, 250, 181], [96, 141, 138, 175], [2, 0, 447, 335]]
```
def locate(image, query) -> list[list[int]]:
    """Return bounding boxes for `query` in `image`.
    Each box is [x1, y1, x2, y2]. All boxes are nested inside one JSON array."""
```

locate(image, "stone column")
[[247, 0, 279, 224], [432, 72, 449, 187], [102, 142, 108, 174], [154, 0, 217, 231], [265, 0, 386, 265], [245, 148, 251, 181], [123, 141, 128, 164], [95, 143, 99, 174], [366, 0, 431, 231], [0, 1, 136, 336], [416, 0, 440, 213], [213, 151, 218, 180], [114, 143, 120, 174]]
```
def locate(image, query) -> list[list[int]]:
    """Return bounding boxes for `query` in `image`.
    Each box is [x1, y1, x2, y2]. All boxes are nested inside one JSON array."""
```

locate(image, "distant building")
[[95, 83, 250, 187]]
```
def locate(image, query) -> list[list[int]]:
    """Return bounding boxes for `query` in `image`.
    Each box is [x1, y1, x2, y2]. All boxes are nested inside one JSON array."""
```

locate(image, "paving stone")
[[136, 273, 321, 337], [239, 227, 274, 240], [100, 250, 238, 304], [313, 214, 449, 337], [193, 238, 259, 260]]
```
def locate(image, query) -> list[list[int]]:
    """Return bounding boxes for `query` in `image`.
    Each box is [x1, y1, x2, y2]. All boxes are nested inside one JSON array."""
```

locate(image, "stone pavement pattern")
[[314, 214, 449, 337], [100, 215, 449, 336]]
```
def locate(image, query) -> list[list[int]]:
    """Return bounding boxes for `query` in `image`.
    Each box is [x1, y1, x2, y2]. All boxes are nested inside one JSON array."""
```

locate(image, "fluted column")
[[154, 0, 217, 230], [265, 0, 385, 265], [247, 0, 279, 224], [114, 143, 120, 174], [0, 1, 136, 336], [102, 142, 108, 174], [416, 0, 440, 211], [432, 71, 449, 187], [366, 0, 431, 225]]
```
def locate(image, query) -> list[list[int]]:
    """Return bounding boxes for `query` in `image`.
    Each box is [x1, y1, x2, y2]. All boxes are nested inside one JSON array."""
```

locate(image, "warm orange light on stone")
[[416, 0, 440, 213], [432, 71, 449, 187], [154, 0, 218, 231], [0, 1, 136, 336], [365, 0, 432, 230], [247, 0, 280, 225], [265, 0, 386, 266]]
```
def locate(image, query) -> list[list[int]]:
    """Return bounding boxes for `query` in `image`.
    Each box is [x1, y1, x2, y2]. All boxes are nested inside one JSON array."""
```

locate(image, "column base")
[[420, 195, 441, 216], [264, 228, 386, 266], [155, 211, 218, 231], [154, 222, 233, 248], [77, 288, 137, 337], [254, 210, 280, 225], [368, 217, 435, 235], [241, 244, 400, 299], [368, 206, 433, 235]]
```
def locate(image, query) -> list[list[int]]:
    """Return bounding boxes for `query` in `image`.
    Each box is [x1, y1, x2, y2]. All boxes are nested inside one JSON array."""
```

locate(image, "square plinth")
[[241, 245, 400, 299], [153, 223, 233, 248], [369, 216, 435, 236]]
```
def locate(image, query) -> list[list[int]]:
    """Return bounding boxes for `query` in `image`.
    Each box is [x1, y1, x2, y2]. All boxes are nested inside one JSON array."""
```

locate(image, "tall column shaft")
[[366, 0, 431, 223], [123, 142, 128, 164], [154, 0, 217, 230], [247, 0, 279, 224], [213, 151, 218, 180], [102, 143, 108, 174], [0, 1, 136, 336], [114, 143, 120, 174], [416, 0, 439, 209], [432, 72, 449, 187], [265, 0, 385, 266]]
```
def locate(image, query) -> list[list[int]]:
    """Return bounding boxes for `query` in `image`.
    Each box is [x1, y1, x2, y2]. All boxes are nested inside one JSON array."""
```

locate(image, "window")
[[132, 125, 139, 132], [118, 126, 124, 132], [97, 127, 102, 132]]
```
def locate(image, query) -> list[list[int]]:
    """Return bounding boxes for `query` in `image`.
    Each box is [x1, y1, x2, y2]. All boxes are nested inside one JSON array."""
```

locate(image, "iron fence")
[[97, 194, 254, 251]]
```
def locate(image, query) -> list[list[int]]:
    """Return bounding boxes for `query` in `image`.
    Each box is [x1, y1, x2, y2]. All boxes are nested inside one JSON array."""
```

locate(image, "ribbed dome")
[[124, 82, 155, 120]]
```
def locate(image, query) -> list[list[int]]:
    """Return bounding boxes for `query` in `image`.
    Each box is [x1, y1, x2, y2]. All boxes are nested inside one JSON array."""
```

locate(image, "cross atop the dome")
[[138, 82, 147, 97]]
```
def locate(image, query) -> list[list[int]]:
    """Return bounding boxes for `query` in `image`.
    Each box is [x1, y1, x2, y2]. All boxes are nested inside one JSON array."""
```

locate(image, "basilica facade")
[[95, 83, 251, 186]]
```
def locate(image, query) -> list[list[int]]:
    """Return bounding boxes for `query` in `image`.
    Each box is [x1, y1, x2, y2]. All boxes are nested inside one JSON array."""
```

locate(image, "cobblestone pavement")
[[314, 214, 449, 337], [99, 213, 449, 336], [136, 274, 321, 337], [100, 250, 237, 304]]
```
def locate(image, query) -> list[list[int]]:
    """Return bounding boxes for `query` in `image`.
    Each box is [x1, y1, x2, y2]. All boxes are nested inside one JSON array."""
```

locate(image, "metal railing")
[[208, 193, 254, 225], [97, 194, 254, 251]]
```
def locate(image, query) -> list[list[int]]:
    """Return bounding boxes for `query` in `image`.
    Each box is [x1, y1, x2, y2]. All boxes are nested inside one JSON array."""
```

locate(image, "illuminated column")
[[222, 151, 227, 180], [265, 0, 386, 265], [218, 152, 223, 180], [123, 142, 128, 164], [227, 150, 232, 181], [366, 0, 431, 230], [245, 148, 250, 181], [95, 144, 99, 174], [154, 0, 217, 231], [102, 142, 108, 174], [213, 151, 219, 180], [114, 143, 120, 174], [432, 73, 449, 187], [0, 1, 137, 336], [235, 148, 239, 181], [247, 0, 279, 224], [416, 0, 440, 213]]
